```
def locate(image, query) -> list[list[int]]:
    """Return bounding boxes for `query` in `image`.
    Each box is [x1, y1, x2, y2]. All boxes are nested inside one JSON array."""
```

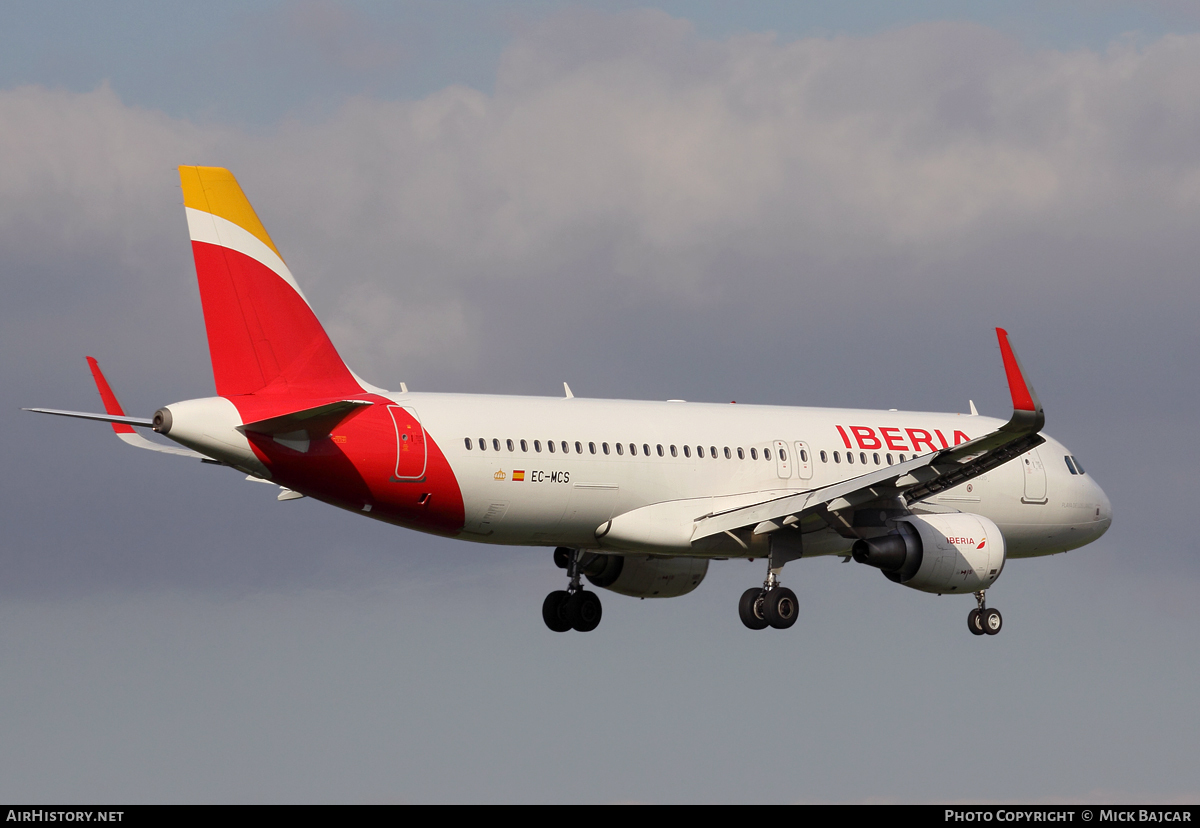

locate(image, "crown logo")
[[494, 469, 506, 480]]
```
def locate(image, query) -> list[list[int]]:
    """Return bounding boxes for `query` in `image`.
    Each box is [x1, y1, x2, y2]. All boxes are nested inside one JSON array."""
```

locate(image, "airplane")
[[26, 166, 1113, 636]]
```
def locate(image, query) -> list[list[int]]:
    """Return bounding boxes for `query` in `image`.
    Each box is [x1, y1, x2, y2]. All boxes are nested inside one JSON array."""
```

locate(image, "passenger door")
[[389, 406, 427, 480], [1021, 448, 1047, 503]]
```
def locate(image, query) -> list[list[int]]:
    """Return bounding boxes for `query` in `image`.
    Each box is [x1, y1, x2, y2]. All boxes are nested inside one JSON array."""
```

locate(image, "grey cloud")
[[3, 9, 1200, 803], [1, 16, 1197, 596]]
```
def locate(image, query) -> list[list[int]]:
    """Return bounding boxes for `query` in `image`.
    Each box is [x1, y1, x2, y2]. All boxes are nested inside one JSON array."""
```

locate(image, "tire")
[[542, 590, 572, 632], [568, 590, 603, 632], [763, 587, 798, 630], [553, 547, 572, 570], [983, 607, 1002, 635], [968, 609, 985, 636], [738, 588, 769, 630]]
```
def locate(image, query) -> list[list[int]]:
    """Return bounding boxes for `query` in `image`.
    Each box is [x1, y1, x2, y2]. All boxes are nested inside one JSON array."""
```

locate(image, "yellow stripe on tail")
[[179, 166, 283, 260]]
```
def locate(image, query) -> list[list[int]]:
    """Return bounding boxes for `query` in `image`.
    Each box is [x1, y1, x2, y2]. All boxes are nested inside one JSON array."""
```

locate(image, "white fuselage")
[[383, 392, 1112, 558]]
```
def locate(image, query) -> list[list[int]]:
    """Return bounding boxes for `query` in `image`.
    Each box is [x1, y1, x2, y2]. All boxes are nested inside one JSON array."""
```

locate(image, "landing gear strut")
[[543, 547, 603, 633], [739, 550, 799, 631], [968, 590, 1002, 636]]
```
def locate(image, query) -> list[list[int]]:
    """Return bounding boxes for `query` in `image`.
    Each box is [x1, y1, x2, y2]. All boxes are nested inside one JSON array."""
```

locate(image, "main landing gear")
[[968, 590, 1003, 636], [739, 561, 799, 631], [543, 547, 603, 633]]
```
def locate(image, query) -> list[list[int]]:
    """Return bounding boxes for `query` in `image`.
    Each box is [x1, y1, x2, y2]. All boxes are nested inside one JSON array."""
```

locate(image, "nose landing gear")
[[968, 590, 1002, 636], [543, 547, 603, 633]]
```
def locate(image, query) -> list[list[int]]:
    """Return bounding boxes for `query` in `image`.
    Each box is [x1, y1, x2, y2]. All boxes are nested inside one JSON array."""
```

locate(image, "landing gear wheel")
[[968, 608, 985, 636], [542, 590, 572, 632], [983, 607, 1002, 635], [738, 588, 769, 630], [763, 587, 798, 630], [567, 590, 602, 632]]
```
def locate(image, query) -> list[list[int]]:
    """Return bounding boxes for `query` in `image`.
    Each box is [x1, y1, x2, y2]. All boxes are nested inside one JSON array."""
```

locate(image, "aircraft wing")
[[23, 357, 205, 460], [690, 328, 1045, 544]]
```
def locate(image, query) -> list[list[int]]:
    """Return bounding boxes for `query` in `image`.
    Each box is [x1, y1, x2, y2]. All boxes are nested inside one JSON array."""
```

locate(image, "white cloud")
[[3, 11, 1200, 383]]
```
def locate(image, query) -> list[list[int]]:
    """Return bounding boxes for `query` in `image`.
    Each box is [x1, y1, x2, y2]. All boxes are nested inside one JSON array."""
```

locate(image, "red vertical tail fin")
[[180, 166, 362, 398]]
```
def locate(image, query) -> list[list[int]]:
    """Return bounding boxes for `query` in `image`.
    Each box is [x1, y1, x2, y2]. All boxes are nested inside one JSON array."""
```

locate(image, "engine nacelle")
[[580, 553, 708, 598], [852, 513, 1006, 595]]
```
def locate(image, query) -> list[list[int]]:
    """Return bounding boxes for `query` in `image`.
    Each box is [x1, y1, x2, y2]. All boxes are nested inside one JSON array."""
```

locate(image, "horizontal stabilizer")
[[236, 399, 373, 439]]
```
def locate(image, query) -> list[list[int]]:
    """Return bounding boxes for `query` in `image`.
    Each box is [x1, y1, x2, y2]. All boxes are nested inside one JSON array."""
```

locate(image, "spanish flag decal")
[[513, 470, 526, 482]]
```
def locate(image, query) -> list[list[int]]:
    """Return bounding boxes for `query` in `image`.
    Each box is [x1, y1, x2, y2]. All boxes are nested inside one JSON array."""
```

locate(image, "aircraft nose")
[[1091, 478, 1113, 535]]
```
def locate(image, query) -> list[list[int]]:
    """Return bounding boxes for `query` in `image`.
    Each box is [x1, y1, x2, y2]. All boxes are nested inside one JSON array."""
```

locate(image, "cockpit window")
[[1064, 456, 1078, 474], [1071, 455, 1086, 474]]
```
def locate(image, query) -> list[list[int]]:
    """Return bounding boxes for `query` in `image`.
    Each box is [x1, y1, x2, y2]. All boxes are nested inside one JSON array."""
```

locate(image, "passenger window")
[[860, 452, 866, 464], [779, 449, 786, 461], [820, 450, 827, 463], [684, 445, 691, 458], [478, 438, 486, 451], [573, 441, 580, 454], [898, 453, 905, 462], [670, 445, 678, 457], [697, 446, 705, 458], [535, 440, 542, 453], [520, 439, 528, 452], [800, 449, 808, 462], [464, 438, 472, 450], [562, 441, 569, 454], [710, 446, 717, 459], [493, 439, 500, 452], [1064, 456, 1077, 474], [1072, 456, 1086, 474], [737, 448, 745, 460], [507, 439, 515, 452], [589, 442, 596, 455], [764, 448, 771, 461], [886, 453, 892, 465], [602, 442, 610, 455], [833, 451, 840, 463], [630, 444, 638, 456], [724, 447, 731, 459], [644, 444, 651, 456], [548, 441, 556, 453], [750, 448, 757, 460], [656, 444, 664, 457], [873, 452, 880, 465], [847, 452, 854, 464], [616, 443, 624, 455]]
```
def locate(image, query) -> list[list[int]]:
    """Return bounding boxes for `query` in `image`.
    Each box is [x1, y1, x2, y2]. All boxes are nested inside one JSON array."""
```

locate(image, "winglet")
[[86, 357, 135, 435], [995, 328, 1044, 433]]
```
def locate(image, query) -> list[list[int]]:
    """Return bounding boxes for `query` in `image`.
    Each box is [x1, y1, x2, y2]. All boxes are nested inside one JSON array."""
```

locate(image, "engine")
[[576, 552, 708, 598], [851, 513, 1006, 595]]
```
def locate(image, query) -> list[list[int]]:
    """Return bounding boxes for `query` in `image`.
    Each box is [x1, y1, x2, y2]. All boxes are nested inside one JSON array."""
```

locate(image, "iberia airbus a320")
[[27, 167, 1112, 635]]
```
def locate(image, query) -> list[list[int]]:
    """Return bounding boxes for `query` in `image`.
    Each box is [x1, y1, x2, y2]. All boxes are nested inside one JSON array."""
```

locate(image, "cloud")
[[5, 15, 1199, 319], [4, 10, 1200, 541]]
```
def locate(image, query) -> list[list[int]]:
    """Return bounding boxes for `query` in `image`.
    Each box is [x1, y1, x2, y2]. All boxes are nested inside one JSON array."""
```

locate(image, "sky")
[[1, 1, 1198, 804]]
